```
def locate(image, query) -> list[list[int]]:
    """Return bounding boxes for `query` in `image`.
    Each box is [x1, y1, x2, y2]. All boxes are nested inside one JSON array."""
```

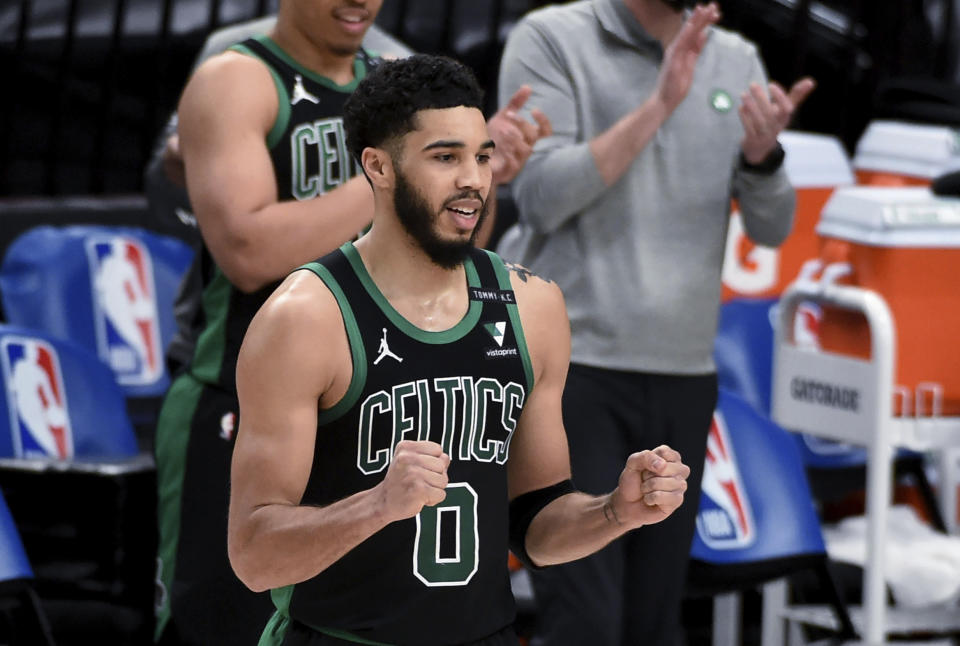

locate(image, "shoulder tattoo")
[[505, 262, 552, 284]]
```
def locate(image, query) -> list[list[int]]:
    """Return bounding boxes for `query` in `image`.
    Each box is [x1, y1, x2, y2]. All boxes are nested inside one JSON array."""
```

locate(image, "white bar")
[[713, 592, 742, 646], [774, 282, 897, 645], [761, 579, 788, 646], [862, 440, 893, 645], [937, 448, 960, 534]]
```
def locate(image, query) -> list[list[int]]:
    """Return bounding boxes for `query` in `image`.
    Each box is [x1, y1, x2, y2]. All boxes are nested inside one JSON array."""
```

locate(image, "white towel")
[[823, 505, 960, 608]]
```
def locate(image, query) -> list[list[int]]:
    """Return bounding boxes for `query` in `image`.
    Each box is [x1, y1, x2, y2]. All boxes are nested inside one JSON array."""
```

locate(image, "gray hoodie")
[[497, 0, 795, 374]]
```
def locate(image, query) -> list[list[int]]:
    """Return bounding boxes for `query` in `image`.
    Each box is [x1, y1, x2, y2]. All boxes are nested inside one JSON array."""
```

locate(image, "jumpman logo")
[[373, 328, 403, 365], [291, 75, 320, 106]]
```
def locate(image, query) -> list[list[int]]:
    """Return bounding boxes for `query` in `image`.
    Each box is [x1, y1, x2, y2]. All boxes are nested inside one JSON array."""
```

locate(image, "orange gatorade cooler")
[[811, 186, 960, 416], [853, 120, 960, 187], [721, 131, 854, 301]]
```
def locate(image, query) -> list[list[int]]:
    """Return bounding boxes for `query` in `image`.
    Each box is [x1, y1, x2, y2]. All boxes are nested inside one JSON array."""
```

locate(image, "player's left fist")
[[610, 445, 689, 528]]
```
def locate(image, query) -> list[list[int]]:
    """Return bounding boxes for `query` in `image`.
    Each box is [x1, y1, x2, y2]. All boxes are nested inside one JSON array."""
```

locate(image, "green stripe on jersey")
[[253, 34, 367, 92], [189, 268, 233, 385], [296, 263, 369, 425], [260, 587, 395, 646], [257, 611, 288, 646], [230, 42, 291, 149], [484, 249, 535, 394], [341, 242, 482, 344], [153, 374, 205, 641]]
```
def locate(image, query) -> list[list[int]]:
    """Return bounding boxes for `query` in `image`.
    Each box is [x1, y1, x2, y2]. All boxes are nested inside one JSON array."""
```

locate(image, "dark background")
[[2, 0, 959, 198]]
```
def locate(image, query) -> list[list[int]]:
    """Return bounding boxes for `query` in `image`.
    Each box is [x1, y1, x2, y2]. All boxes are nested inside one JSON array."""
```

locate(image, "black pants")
[[273, 617, 521, 646], [154, 373, 274, 645], [529, 365, 717, 646]]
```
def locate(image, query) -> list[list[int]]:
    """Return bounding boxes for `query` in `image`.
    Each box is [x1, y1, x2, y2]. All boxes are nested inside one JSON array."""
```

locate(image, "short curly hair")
[[343, 54, 485, 165]]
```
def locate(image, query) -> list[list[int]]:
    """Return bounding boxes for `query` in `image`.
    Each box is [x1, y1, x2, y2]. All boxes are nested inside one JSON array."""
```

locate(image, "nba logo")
[[86, 235, 163, 386], [1, 336, 74, 459], [696, 410, 755, 549]]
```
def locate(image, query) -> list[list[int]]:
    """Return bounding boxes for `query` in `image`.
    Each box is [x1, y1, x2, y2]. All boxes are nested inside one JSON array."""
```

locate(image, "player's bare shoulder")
[[241, 268, 342, 369], [504, 260, 566, 329], [179, 48, 276, 126], [253, 268, 342, 338], [504, 261, 563, 309], [189, 47, 272, 89], [239, 266, 351, 396], [502, 259, 570, 383]]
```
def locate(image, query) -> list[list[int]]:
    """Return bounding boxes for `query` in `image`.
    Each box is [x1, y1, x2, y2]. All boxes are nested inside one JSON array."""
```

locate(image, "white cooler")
[[854, 120, 960, 186], [812, 186, 960, 417]]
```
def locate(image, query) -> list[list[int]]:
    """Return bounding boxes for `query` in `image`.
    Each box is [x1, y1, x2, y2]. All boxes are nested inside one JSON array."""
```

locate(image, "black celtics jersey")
[[189, 36, 377, 391], [269, 244, 534, 646]]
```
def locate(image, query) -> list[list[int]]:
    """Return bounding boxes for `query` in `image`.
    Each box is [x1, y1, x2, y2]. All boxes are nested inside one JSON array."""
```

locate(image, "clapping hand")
[[487, 85, 553, 185], [739, 77, 816, 164]]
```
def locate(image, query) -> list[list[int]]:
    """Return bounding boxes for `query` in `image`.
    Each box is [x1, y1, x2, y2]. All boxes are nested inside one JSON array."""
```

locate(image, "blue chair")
[[0, 490, 32, 582], [714, 298, 946, 530], [692, 389, 836, 575], [0, 488, 55, 644], [715, 297, 861, 460], [0, 324, 138, 460], [688, 388, 856, 644], [0, 225, 194, 402], [714, 298, 778, 415], [0, 324, 152, 642]]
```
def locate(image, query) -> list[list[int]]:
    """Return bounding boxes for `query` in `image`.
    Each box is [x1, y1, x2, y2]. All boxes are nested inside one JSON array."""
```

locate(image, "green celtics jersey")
[[189, 36, 376, 391], [266, 243, 534, 645]]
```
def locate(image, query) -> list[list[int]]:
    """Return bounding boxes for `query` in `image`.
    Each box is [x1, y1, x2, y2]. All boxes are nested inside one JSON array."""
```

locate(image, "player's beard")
[[392, 167, 488, 270]]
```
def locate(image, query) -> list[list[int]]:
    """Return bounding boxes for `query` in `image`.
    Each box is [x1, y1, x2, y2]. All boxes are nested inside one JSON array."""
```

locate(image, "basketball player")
[[154, 2, 551, 643], [153, 2, 411, 643], [228, 54, 691, 646]]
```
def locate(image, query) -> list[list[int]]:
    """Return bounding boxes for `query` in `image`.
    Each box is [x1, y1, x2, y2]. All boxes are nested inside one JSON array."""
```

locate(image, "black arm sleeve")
[[508, 479, 576, 570]]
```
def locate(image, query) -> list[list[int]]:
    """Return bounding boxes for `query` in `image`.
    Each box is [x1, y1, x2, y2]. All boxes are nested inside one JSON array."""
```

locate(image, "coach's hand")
[[654, 3, 721, 114], [609, 445, 689, 528], [739, 77, 815, 164], [487, 85, 552, 186], [377, 440, 450, 523]]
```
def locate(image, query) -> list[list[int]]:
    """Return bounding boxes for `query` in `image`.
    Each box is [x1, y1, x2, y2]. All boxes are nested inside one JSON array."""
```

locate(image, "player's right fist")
[[377, 440, 450, 523]]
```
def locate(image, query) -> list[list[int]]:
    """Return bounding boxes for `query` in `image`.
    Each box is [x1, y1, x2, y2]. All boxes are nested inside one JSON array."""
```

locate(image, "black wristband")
[[508, 479, 577, 570], [739, 141, 785, 175]]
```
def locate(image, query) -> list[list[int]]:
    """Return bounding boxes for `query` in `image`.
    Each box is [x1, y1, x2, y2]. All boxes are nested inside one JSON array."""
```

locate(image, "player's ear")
[[361, 147, 394, 189]]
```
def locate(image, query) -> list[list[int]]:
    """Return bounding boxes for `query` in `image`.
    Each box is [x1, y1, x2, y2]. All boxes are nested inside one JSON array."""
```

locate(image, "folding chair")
[[0, 487, 55, 645], [714, 298, 946, 530], [688, 388, 856, 646], [0, 224, 194, 440], [0, 324, 137, 460], [0, 324, 154, 644]]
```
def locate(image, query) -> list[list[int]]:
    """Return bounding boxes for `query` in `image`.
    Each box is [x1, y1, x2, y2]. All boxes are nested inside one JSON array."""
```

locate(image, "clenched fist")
[[608, 445, 690, 529], [376, 440, 451, 523]]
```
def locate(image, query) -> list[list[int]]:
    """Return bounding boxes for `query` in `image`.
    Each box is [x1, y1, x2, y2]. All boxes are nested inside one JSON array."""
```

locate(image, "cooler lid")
[[780, 131, 855, 188], [853, 120, 960, 179], [817, 186, 960, 247]]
